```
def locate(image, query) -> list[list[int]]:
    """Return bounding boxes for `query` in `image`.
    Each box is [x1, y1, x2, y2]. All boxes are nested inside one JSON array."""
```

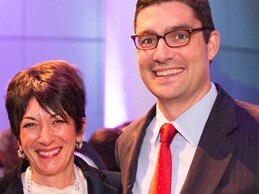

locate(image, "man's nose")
[[152, 38, 176, 63]]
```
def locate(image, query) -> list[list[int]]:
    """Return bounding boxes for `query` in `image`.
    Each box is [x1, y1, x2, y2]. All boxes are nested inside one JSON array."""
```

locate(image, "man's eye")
[[139, 36, 156, 45], [172, 30, 190, 40], [175, 33, 188, 40], [166, 31, 189, 44]]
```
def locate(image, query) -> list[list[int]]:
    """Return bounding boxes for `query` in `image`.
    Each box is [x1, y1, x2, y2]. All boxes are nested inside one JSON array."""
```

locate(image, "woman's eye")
[[52, 119, 66, 125], [22, 123, 37, 129]]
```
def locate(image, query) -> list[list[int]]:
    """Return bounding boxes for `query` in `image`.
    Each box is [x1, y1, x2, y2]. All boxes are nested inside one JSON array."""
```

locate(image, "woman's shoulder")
[[102, 170, 122, 191], [75, 155, 122, 193], [0, 159, 28, 193], [0, 167, 24, 193]]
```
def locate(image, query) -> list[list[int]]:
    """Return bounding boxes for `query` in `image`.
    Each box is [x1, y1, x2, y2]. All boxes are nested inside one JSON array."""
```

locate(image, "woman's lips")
[[37, 147, 61, 158]]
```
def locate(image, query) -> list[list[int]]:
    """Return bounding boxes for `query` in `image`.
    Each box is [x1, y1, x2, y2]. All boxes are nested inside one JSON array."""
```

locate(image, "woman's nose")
[[38, 125, 54, 145]]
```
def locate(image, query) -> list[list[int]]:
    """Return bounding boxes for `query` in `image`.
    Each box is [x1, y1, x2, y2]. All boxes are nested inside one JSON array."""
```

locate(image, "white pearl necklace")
[[23, 166, 86, 194]]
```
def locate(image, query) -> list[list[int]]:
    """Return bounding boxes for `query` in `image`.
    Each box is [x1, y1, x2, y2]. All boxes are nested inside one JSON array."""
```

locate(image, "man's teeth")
[[38, 148, 60, 156], [156, 69, 183, 77]]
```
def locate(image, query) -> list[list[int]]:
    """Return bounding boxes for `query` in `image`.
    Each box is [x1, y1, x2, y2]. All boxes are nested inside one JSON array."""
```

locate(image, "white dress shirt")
[[132, 83, 218, 194]]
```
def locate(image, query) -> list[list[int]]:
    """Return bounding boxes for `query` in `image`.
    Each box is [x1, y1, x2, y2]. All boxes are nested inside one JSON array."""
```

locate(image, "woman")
[[0, 60, 122, 194]]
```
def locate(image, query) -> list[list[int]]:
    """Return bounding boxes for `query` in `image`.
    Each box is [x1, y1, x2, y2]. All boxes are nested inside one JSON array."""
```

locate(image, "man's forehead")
[[135, 4, 201, 34]]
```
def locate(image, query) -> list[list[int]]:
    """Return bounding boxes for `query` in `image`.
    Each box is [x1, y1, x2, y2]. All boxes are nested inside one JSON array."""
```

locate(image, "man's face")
[[135, 2, 219, 113]]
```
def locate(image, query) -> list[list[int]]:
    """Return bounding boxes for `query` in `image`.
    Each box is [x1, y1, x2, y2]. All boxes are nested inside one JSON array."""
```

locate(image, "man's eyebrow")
[[164, 25, 193, 33], [137, 25, 194, 35], [137, 29, 159, 35]]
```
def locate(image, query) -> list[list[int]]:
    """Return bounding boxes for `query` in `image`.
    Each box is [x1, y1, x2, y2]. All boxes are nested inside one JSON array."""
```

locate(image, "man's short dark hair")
[[134, 0, 215, 43]]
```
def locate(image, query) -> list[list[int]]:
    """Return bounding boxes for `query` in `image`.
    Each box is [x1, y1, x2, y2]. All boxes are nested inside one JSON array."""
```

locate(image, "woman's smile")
[[36, 147, 62, 159]]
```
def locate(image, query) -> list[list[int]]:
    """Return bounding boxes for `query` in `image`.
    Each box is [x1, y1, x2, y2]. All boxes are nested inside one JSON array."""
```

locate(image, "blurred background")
[[0, 0, 258, 140]]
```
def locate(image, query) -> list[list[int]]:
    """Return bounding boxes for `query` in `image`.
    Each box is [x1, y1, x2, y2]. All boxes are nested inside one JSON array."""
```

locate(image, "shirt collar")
[[153, 82, 218, 146]]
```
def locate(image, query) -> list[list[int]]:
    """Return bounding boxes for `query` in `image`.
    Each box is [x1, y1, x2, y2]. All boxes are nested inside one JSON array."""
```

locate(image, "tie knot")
[[160, 123, 177, 145]]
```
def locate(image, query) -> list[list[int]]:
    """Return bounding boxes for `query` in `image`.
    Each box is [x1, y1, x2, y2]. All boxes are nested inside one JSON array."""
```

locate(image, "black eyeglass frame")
[[131, 27, 213, 50]]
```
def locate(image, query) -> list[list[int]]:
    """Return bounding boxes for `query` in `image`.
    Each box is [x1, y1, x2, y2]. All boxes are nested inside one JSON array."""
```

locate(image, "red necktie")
[[149, 123, 177, 194]]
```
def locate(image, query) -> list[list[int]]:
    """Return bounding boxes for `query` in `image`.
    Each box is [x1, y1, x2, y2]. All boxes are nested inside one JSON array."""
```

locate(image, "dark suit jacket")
[[115, 84, 259, 194], [0, 155, 122, 194], [76, 141, 108, 170]]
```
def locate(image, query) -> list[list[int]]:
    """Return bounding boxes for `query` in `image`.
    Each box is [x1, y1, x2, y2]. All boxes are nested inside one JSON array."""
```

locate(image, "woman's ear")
[[207, 30, 220, 61], [76, 117, 86, 142], [17, 141, 22, 149], [17, 141, 26, 158]]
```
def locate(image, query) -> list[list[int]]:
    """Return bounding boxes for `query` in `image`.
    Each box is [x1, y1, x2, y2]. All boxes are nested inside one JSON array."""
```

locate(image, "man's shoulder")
[[122, 116, 146, 134], [121, 105, 156, 136], [235, 100, 259, 120], [115, 106, 156, 161], [116, 115, 146, 150], [214, 83, 259, 122]]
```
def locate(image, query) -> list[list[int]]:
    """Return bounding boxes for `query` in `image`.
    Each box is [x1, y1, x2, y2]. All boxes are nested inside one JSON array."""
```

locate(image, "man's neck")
[[157, 83, 212, 121]]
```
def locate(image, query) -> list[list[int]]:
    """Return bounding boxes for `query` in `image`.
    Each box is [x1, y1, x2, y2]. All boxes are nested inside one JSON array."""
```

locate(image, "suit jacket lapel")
[[123, 105, 156, 192], [181, 85, 238, 193]]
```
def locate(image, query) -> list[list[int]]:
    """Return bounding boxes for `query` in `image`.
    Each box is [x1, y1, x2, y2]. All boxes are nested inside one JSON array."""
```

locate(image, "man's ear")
[[207, 30, 220, 61]]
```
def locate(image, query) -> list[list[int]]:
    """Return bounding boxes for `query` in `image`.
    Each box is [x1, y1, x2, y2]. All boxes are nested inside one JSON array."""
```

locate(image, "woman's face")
[[19, 98, 84, 183]]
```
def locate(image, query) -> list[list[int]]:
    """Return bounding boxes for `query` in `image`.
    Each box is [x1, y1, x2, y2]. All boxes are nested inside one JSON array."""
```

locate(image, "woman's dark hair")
[[5, 60, 86, 141], [134, 0, 215, 43]]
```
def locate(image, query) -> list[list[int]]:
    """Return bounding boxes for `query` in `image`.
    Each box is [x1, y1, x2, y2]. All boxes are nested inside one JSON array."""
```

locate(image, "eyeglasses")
[[131, 27, 212, 50]]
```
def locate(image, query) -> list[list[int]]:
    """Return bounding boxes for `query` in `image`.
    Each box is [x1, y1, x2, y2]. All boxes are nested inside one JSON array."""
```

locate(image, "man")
[[115, 0, 259, 193]]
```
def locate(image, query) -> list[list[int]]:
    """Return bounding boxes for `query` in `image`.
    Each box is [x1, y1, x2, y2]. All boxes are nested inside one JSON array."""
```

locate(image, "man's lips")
[[155, 68, 184, 77]]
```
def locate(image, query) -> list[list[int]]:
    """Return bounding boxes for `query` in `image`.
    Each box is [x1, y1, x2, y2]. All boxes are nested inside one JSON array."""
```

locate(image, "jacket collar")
[[180, 83, 237, 193], [1, 155, 121, 194]]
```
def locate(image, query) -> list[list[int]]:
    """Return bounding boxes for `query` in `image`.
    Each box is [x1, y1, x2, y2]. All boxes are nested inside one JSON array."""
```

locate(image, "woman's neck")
[[30, 165, 76, 189]]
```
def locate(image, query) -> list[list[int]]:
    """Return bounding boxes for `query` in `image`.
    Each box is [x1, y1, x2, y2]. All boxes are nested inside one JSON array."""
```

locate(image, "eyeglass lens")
[[135, 30, 191, 49]]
